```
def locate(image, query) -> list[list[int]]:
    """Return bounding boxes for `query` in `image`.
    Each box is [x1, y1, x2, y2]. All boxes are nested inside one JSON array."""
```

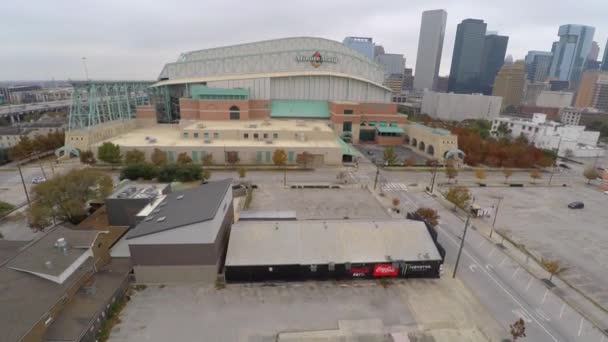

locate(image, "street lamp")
[[452, 213, 471, 278], [490, 196, 503, 238]]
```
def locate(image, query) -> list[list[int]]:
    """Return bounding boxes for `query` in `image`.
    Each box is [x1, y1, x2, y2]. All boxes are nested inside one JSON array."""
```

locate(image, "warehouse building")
[[225, 219, 442, 282], [120, 179, 233, 283]]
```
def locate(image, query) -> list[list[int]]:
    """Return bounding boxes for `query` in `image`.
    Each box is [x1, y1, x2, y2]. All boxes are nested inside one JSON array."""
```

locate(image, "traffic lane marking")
[[438, 225, 559, 342]]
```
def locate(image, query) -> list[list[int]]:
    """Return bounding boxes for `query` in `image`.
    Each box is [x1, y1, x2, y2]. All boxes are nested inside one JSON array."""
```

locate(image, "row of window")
[[360, 121, 399, 127], [244, 132, 279, 140], [183, 132, 282, 140], [183, 132, 219, 139], [162, 150, 296, 163]]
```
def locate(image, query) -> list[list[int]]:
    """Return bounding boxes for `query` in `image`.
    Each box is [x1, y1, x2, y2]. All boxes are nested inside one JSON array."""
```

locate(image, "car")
[[558, 163, 570, 169], [31, 177, 46, 184], [567, 201, 584, 209], [604, 191, 608, 195]]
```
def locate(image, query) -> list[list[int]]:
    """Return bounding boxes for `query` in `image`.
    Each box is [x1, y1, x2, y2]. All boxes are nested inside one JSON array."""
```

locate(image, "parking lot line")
[[559, 303, 566, 319], [525, 276, 533, 291], [512, 266, 520, 278], [541, 289, 548, 304], [577, 317, 584, 336]]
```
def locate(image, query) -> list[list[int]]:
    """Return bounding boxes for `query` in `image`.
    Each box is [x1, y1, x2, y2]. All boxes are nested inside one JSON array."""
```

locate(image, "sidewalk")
[[432, 191, 608, 334]]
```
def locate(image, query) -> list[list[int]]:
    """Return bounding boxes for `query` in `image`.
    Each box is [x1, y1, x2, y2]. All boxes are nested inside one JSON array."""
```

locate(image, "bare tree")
[[510, 318, 526, 341]]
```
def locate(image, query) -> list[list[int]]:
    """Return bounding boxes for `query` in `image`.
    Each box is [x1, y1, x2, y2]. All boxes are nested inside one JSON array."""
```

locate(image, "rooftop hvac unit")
[[261, 120, 271, 126], [197, 123, 205, 128], [204, 139, 212, 144], [265, 140, 273, 144], [148, 138, 157, 143], [248, 124, 258, 128]]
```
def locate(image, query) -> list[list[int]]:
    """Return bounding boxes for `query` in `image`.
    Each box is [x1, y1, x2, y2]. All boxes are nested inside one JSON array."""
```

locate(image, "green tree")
[[225, 151, 239, 166], [415, 207, 439, 227], [176, 152, 193, 166], [202, 153, 214, 166], [97, 142, 122, 168], [79, 150, 96, 166], [583, 166, 599, 184], [383, 146, 398, 166], [28, 168, 113, 227], [273, 149, 288, 186], [151, 148, 168, 167], [120, 163, 158, 181], [124, 149, 146, 165], [474, 168, 487, 183], [445, 186, 471, 210], [237, 167, 247, 179], [495, 122, 511, 138]]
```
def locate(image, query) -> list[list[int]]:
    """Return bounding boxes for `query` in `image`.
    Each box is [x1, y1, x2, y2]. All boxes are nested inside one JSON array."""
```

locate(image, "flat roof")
[[238, 211, 297, 221], [127, 179, 231, 240], [271, 100, 329, 118], [183, 119, 333, 133], [225, 219, 442, 267], [108, 182, 169, 200], [0, 240, 27, 265], [376, 126, 404, 134], [408, 122, 452, 136]]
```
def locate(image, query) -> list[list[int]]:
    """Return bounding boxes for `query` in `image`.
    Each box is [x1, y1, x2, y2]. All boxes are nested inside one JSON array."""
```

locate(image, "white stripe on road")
[[438, 226, 558, 342], [541, 289, 548, 304], [512, 266, 520, 278], [577, 317, 584, 336], [525, 276, 533, 291], [499, 257, 507, 266], [488, 248, 496, 258], [559, 304, 566, 319]]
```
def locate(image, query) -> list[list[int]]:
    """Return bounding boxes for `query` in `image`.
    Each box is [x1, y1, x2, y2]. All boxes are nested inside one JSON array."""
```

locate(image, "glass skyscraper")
[[342, 37, 375, 61], [548, 24, 595, 87], [448, 19, 487, 94], [602, 39, 608, 72], [479, 33, 509, 95], [413, 9, 447, 91]]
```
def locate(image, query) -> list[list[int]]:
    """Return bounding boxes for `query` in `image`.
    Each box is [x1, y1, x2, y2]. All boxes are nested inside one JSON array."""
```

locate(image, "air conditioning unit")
[[248, 124, 258, 128], [197, 123, 205, 128], [203, 139, 211, 144], [261, 120, 271, 126], [148, 138, 157, 143], [265, 140, 273, 144]]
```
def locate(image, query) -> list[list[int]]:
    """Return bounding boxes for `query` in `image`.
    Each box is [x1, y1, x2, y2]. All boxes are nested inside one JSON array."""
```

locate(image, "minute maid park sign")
[[296, 51, 338, 68]]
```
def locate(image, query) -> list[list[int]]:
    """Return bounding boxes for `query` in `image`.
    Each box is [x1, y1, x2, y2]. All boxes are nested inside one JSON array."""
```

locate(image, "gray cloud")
[[1, 0, 607, 80]]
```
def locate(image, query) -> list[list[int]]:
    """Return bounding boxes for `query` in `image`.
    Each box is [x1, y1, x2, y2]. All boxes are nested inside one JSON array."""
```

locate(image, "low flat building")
[[225, 219, 442, 282], [0, 225, 131, 342], [105, 182, 171, 227], [122, 179, 234, 283], [491, 113, 604, 157], [535, 90, 574, 108], [421, 91, 502, 121], [404, 122, 458, 159]]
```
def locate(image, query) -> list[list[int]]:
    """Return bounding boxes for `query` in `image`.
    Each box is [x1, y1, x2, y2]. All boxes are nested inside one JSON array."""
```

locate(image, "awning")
[[376, 126, 404, 134], [336, 138, 356, 156]]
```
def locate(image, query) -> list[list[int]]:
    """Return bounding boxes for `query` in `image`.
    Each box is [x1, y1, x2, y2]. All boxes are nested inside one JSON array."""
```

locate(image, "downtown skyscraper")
[[602, 39, 608, 72], [479, 32, 509, 95], [448, 19, 487, 94], [548, 24, 595, 87], [413, 9, 447, 91]]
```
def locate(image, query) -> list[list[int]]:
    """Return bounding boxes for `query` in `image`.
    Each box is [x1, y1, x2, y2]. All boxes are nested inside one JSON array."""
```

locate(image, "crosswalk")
[[381, 182, 408, 191]]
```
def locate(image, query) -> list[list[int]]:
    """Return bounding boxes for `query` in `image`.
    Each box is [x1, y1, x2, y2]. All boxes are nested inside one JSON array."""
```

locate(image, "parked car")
[[604, 191, 608, 196], [567, 201, 584, 209], [31, 177, 46, 184], [558, 163, 570, 169]]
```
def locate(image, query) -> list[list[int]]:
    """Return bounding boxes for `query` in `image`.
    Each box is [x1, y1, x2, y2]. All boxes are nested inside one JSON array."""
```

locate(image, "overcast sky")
[[1, 0, 607, 81]]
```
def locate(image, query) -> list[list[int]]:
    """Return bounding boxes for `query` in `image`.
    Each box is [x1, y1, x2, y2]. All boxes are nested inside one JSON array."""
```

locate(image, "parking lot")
[[109, 278, 505, 342], [355, 144, 429, 165], [469, 185, 608, 310], [249, 187, 390, 220]]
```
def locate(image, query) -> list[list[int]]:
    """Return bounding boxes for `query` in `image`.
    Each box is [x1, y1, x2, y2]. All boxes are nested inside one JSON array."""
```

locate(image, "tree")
[[176, 152, 193, 166], [530, 169, 542, 184], [583, 166, 599, 184], [296, 151, 314, 168], [237, 167, 247, 179], [225, 151, 239, 166], [273, 149, 288, 186], [150, 148, 168, 167], [445, 186, 471, 210], [79, 150, 96, 166], [202, 169, 211, 181], [383, 146, 398, 166], [28, 168, 113, 227], [97, 142, 122, 168], [120, 163, 158, 181], [445, 165, 458, 183], [415, 207, 439, 227], [502, 168, 513, 184], [157, 164, 202, 183], [336, 171, 347, 184], [9, 136, 34, 160], [474, 169, 487, 183], [202, 153, 214, 166], [124, 149, 146, 165], [495, 122, 511, 138], [510, 318, 526, 341], [541, 258, 563, 282], [392, 198, 400, 211]]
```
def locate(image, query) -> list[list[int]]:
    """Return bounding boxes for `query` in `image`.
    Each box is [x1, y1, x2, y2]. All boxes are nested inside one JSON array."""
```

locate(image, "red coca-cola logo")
[[373, 264, 398, 277]]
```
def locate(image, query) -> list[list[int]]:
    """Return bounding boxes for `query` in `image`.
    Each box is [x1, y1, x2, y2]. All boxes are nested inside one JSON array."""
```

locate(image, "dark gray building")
[[123, 179, 234, 283], [480, 33, 509, 95], [448, 19, 487, 94], [525, 51, 553, 83], [602, 39, 608, 72], [105, 182, 170, 227]]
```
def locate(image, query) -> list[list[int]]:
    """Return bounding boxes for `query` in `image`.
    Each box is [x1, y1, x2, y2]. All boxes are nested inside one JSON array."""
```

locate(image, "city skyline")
[[1, 0, 608, 80]]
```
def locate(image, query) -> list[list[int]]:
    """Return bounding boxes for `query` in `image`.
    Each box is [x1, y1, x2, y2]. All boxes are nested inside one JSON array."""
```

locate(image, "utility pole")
[[373, 164, 380, 190], [452, 214, 470, 278], [81, 57, 89, 80], [490, 197, 502, 238], [17, 164, 31, 208], [429, 163, 438, 193]]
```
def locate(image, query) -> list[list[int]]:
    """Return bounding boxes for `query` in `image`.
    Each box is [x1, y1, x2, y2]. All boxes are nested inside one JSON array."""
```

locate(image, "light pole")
[[17, 164, 31, 208], [81, 57, 89, 80], [490, 197, 503, 238], [452, 214, 471, 278], [373, 163, 380, 190], [548, 136, 563, 186]]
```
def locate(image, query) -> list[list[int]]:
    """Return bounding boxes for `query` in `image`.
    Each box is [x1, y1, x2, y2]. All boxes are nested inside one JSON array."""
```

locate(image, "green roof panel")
[[376, 126, 404, 134], [336, 137, 356, 156], [190, 85, 249, 99], [270, 100, 329, 118]]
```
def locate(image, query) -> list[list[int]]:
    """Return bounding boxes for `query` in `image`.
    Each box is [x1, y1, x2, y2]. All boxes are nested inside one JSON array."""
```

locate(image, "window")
[[193, 132, 199, 138], [263, 133, 268, 139], [253, 133, 259, 139], [203, 132, 209, 138], [343, 109, 353, 115], [360, 120, 366, 126], [535, 127, 539, 133], [273, 133, 278, 139], [379, 121, 387, 127], [342, 121, 352, 132], [368, 121, 376, 127], [213, 132, 219, 139], [528, 126, 532, 131], [183, 132, 188, 138], [244, 133, 249, 139], [510, 123, 514, 127], [229, 105, 240, 120], [389, 121, 398, 127]]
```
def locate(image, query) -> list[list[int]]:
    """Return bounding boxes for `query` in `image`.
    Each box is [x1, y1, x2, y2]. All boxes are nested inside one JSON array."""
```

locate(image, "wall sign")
[[373, 264, 398, 277], [349, 266, 370, 277], [296, 51, 338, 68]]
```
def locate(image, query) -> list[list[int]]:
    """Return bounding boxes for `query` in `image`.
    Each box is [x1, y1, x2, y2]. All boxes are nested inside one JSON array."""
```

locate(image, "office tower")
[[413, 9, 448, 91], [492, 60, 526, 110], [436, 76, 449, 93], [592, 74, 608, 111], [575, 70, 601, 107], [374, 45, 385, 58], [602, 39, 608, 72], [480, 33, 509, 94], [524, 51, 553, 83], [585, 60, 601, 71], [588, 41, 600, 61], [448, 19, 487, 93], [343, 37, 375, 60], [504, 55, 514, 65], [523, 82, 550, 105], [375, 54, 406, 76], [402, 68, 414, 92], [548, 24, 595, 86]]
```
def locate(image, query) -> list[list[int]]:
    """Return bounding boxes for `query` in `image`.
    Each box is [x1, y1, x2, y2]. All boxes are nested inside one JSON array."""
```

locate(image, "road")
[[0, 100, 71, 116], [374, 166, 608, 342]]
